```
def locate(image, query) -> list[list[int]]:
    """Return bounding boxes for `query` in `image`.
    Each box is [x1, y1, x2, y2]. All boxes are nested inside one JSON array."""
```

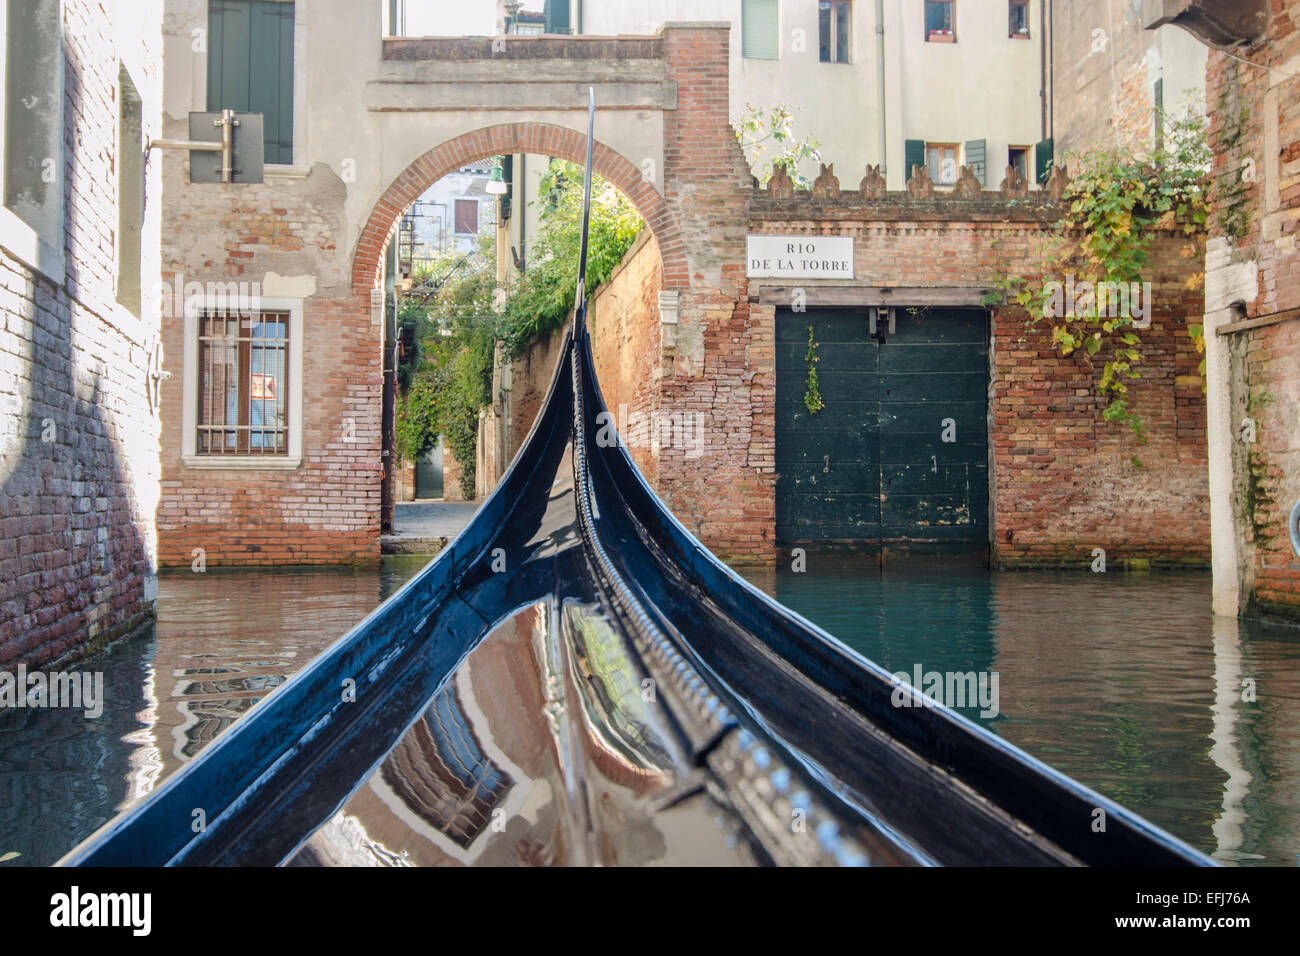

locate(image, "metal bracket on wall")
[[868, 306, 895, 339]]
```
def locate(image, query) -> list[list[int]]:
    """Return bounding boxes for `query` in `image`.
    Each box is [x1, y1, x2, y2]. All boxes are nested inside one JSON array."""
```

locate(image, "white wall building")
[[576, 0, 1049, 190]]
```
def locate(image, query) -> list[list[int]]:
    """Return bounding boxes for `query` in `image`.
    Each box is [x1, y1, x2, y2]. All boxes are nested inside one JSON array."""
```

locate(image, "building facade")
[[0, 0, 165, 666], [570, 0, 1049, 190]]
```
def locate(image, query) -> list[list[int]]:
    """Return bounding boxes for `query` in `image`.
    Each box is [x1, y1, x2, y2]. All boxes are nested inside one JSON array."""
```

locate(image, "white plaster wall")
[[583, 0, 1044, 190]]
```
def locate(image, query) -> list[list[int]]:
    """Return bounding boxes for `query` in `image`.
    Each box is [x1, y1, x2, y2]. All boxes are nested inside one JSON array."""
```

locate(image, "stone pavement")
[[382, 501, 480, 553]]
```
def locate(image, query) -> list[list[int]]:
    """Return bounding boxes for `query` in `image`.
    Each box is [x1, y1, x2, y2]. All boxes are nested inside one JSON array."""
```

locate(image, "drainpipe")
[[875, 0, 886, 174], [1040, 0, 1048, 139]]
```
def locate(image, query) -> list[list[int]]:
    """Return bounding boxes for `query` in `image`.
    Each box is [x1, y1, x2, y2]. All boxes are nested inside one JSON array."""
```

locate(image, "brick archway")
[[351, 122, 688, 293]]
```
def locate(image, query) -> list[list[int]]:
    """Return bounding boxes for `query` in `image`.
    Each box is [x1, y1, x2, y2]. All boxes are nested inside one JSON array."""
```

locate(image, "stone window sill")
[[182, 455, 303, 471]]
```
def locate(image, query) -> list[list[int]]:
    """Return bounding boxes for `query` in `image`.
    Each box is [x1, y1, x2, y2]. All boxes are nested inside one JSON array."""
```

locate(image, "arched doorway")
[[352, 122, 687, 294]]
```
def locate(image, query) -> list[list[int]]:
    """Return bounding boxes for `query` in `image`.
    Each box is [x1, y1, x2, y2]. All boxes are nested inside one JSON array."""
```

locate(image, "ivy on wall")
[[988, 111, 1211, 445], [803, 324, 824, 415]]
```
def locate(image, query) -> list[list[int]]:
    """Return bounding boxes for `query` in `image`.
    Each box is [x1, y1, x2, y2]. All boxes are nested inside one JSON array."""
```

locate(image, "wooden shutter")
[[904, 139, 926, 179], [742, 0, 779, 60], [1035, 137, 1053, 184], [964, 139, 986, 185], [455, 199, 478, 235], [208, 1, 294, 165]]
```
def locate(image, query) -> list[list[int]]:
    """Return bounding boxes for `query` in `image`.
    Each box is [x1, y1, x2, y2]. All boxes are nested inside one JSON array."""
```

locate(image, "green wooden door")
[[878, 308, 988, 543], [776, 308, 881, 542], [775, 307, 988, 548]]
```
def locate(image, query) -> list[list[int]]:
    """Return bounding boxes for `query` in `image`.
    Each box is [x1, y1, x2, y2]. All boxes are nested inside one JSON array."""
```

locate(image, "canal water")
[[1, 554, 1296, 866]]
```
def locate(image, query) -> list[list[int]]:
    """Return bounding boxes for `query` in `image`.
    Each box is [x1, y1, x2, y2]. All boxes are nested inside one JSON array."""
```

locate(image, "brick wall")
[[743, 196, 1209, 567], [1204, 0, 1300, 616], [155, 288, 382, 567], [589, 230, 663, 482], [0, 2, 164, 666], [1051, 0, 1207, 159], [655, 25, 768, 562], [508, 326, 568, 456]]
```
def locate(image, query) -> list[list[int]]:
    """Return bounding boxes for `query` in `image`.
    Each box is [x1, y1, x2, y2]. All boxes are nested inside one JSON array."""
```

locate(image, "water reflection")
[[739, 556, 1300, 866], [2, 554, 1297, 866], [0, 558, 427, 866]]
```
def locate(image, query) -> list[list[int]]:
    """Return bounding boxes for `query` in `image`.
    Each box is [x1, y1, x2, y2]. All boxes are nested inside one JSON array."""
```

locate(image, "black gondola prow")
[[572, 87, 596, 341]]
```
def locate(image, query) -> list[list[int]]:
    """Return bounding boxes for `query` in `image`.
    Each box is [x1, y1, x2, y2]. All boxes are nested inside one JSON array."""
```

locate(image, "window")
[[197, 310, 290, 455], [0, 0, 64, 278], [819, 2, 851, 63], [925, 0, 954, 41], [118, 66, 144, 315], [453, 198, 479, 236], [182, 297, 303, 467], [742, 0, 779, 60], [927, 143, 958, 185], [543, 0, 571, 35], [1009, 0, 1029, 37], [208, 1, 295, 165], [1009, 146, 1029, 180]]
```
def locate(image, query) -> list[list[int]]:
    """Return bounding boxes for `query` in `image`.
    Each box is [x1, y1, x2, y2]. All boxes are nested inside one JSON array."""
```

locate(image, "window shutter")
[[1035, 137, 1053, 184], [209, 1, 294, 166], [207, 1, 251, 114], [742, 0, 780, 60], [904, 139, 926, 178], [964, 139, 986, 185]]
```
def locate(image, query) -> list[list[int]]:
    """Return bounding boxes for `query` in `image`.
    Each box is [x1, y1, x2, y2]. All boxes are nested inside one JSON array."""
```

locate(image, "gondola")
[[61, 92, 1212, 867]]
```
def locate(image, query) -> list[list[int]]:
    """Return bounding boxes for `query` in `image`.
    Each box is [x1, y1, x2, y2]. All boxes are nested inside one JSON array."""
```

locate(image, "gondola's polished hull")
[[61, 329, 1212, 866]]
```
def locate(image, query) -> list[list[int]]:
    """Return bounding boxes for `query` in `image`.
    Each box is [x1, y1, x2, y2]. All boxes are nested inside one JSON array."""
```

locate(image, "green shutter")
[[209, 1, 294, 166], [904, 139, 926, 179], [964, 138, 986, 185], [544, 0, 570, 35], [742, 0, 779, 60], [1035, 137, 1053, 184]]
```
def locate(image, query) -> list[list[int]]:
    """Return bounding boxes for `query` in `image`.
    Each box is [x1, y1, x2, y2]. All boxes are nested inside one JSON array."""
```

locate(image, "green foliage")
[[395, 161, 644, 495], [803, 325, 824, 415], [393, 246, 498, 498], [498, 159, 643, 357], [734, 103, 822, 187], [994, 110, 1211, 442]]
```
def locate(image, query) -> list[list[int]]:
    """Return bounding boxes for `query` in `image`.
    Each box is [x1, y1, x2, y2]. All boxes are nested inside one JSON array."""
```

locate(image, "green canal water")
[[1, 555, 1296, 866]]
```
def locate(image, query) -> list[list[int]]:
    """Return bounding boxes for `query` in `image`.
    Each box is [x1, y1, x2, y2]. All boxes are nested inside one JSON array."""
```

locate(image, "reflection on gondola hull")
[[60, 327, 1211, 867]]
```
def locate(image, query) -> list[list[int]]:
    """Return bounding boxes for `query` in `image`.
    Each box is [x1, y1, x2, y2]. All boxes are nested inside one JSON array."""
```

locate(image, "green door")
[[775, 306, 988, 549], [776, 308, 881, 542], [415, 439, 444, 499]]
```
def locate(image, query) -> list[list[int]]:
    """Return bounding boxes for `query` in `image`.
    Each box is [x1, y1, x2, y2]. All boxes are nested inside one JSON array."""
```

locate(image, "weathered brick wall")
[[589, 230, 663, 483], [507, 325, 568, 456], [1051, 0, 1207, 159], [655, 25, 767, 562], [1204, 0, 1300, 616], [155, 288, 381, 567], [1242, 320, 1300, 613], [0, 2, 164, 666], [745, 194, 1209, 567], [442, 445, 466, 502], [152, 141, 380, 565]]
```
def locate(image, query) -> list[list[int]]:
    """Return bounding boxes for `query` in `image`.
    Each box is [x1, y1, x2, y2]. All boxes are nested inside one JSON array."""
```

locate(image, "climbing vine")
[[803, 324, 824, 415], [988, 110, 1211, 443]]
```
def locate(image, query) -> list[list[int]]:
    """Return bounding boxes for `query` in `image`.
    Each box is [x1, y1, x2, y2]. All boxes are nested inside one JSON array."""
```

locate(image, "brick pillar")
[[659, 24, 774, 561]]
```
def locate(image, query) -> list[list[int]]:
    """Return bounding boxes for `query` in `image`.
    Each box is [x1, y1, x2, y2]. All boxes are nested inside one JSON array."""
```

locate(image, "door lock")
[[823, 455, 831, 473]]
